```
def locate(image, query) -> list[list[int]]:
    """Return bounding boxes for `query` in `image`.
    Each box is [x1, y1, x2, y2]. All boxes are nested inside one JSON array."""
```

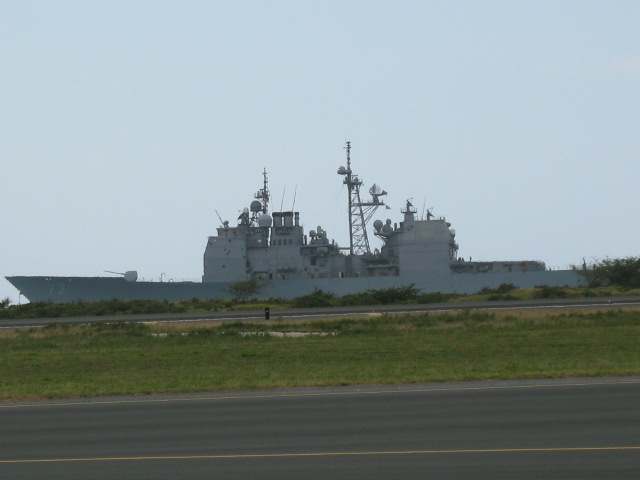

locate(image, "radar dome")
[[250, 200, 262, 212], [257, 214, 273, 227], [373, 219, 384, 231]]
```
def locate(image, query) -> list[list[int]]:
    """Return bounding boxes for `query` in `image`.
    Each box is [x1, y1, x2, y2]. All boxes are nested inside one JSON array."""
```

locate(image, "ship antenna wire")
[[291, 185, 297, 211], [214, 209, 224, 226], [279, 186, 286, 212]]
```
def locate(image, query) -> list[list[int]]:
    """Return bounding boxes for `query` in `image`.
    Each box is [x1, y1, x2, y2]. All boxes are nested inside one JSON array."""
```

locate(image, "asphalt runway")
[[2, 296, 640, 329], [1, 378, 639, 479]]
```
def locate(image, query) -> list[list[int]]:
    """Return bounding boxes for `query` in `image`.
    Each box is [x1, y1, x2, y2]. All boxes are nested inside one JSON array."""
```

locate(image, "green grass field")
[[1, 308, 640, 400]]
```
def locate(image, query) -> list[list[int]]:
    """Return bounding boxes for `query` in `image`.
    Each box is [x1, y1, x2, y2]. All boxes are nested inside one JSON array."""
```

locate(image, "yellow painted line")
[[2, 446, 640, 464], [2, 378, 640, 409]]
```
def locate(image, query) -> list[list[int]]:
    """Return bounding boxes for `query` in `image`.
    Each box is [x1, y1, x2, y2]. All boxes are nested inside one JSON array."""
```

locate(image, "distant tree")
[[0, 297, 11, 309], [582, 257, 640, 288]]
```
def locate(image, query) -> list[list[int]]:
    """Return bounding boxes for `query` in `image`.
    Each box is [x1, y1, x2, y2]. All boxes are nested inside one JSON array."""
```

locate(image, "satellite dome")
[[373, 219, 384, 231], [250, 200, 262, 213], [257, 213, 273, 227]]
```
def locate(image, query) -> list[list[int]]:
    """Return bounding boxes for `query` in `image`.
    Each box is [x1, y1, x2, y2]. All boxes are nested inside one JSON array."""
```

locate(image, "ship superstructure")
[[202, 142, 544, 286], [6, 142, 582, 303]]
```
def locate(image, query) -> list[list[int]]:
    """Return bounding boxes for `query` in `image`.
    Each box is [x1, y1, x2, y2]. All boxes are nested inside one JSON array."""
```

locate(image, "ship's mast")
[[345, 142, 354, 255], [338, 141, 386, 256], [256, 168, 270, 214]]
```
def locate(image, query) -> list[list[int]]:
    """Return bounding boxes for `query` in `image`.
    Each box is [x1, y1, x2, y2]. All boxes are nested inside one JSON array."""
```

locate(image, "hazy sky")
[[1, 1, 638, 302]]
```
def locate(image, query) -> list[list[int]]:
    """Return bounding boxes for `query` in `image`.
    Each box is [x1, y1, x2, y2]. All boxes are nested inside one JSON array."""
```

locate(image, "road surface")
[[1, 377, 639, 479]]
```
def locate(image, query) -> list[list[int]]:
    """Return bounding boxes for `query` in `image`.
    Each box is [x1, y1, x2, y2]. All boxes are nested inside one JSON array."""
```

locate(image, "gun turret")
[[105, 270, 138, 282]]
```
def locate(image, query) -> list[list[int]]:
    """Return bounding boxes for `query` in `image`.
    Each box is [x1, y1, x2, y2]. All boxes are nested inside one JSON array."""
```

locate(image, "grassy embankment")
[[1, 308, 640, 400], [2, 284, 640, 321]]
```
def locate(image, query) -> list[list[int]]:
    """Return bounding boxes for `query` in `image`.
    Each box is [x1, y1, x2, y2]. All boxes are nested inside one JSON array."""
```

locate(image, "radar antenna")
[[104, 270, 138, 282], [426, 207, 434, 221], [337, 141, 387, 255]]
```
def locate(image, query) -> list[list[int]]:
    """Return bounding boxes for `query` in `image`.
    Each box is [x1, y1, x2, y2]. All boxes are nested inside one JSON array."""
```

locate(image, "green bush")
[[487, 294, 518, 301], [339, 285, 420, 306], [415, 292, 459, 304], [291, 286, 423, 308], [533, 286, 568, 299], [584, 257, 640, 288], [479, 283, 516, 295], [291, 289, 337, 308]]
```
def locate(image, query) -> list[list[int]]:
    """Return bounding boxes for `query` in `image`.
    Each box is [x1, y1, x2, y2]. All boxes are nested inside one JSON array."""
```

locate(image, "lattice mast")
[[338, 141, 386, 256]]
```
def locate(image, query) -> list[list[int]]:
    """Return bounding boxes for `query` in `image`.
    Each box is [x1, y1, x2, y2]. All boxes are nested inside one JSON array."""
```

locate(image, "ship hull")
[[5, 276, 229, 303], [7, 270, 584, 303]]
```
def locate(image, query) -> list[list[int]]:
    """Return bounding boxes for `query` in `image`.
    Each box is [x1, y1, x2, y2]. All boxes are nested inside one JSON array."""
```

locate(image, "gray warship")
[[6, 142, 583, 303]]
